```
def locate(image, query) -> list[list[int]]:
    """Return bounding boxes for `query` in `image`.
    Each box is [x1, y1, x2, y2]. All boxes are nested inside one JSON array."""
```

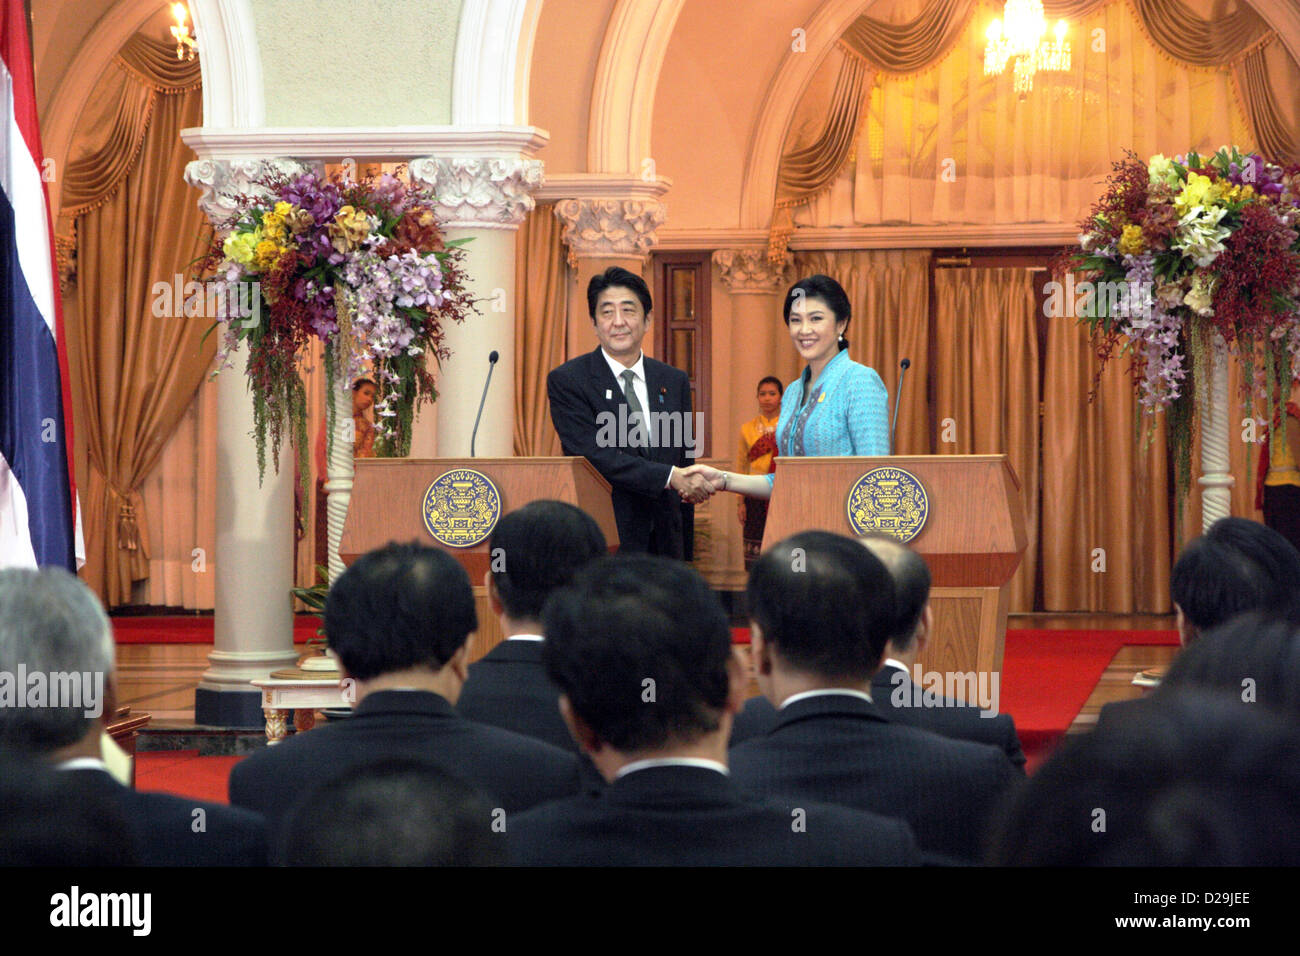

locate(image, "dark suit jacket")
[[871, 665, 1027, 772], [457, 639, 574, 752], [66, 768, 268, 866], [510, 764, 920, 866], [547, 347, 693, 556], [730, 694, 780, 745], [729, 694, 1019, 863], [228, 690, 581, 839]]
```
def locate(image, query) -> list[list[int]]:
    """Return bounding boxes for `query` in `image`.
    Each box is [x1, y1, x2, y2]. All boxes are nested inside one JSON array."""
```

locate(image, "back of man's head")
[[1171, 517, 1300, 636], [990, 690, 1300, 865], [541, 555, 732, 752], [280, 758, 504, 866], [0, 568, 113, 754], [860, 535, 931, 652], [747, 531, 897, 680], [325, 542, 477, 681], [1159, 611, 1300, 720], [489, 501, 607, 622]]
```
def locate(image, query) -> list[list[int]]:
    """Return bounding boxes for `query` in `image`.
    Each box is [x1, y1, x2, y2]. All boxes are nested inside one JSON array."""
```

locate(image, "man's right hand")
[[670, 466, 720, 504]]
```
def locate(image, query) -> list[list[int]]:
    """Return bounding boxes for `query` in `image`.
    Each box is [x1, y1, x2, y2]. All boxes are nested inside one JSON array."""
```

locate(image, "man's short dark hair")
[[990, 690, 1300, 865], [861, 536, 931, 652], [1158, 611, 1300, 719], [586, 266, 652, 318], [1171, 517, 1300, 635], [280, 758, 504, 866], [325, 542, 476, 681], [489, 501, 607, 621], [541, 555, 731, 752], [747, 531, 897, 680]]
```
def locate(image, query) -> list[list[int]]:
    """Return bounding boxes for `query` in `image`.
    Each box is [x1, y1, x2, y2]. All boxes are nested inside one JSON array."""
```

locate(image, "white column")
[[186, 157, 305, 726], [409, 156, 543, 458], [1198, 333, 1234, 530]]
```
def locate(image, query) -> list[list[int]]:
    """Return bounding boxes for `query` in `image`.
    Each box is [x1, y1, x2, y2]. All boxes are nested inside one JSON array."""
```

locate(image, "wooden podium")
[[762, 455, 1027, 690], [340, 457, 620, 660]]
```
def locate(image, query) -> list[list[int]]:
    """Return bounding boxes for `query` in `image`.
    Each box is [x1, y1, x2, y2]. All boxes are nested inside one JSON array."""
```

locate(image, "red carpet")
[[133, 628, 1182, 801], [112, 615, 320, 644]]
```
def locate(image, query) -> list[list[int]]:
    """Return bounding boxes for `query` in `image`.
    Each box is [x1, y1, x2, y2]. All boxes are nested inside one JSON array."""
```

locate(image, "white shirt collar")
[[601, 348, 646, 386], [58, 757, 110, 773], [779, 688, 874, 709], [881, 659, 909, 674], [506, 634, 544, 642], [615, 757, 729, 779]]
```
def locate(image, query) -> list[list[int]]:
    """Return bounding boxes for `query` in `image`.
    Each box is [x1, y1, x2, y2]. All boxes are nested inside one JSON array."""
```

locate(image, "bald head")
[[860, 536, 931, 653]]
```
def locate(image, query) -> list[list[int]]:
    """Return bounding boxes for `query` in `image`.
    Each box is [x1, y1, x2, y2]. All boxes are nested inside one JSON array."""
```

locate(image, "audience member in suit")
[[509, 554, 921, 866], [0, 748, 136, 866], [281, 757, 506, 866], [990, 690, 1300, 865], [229, 543, 580, 839], [0, 567, 267, 866], [1097, 517, 1300, 728], [1168, 516, 1300, 646], [729, 531, 1019, 863], [458, 500, 607, 753], [861, 535, 1026, 772], [546, 266, 711, 558], [1147, 612, 1300, 719]]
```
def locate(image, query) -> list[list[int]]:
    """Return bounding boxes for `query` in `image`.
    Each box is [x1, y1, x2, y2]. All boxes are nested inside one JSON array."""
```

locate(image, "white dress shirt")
[[779, 687, 874, 709]]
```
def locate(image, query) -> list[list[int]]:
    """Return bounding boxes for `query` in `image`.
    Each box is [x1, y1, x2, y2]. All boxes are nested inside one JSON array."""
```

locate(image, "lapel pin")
[[659, 387, 667, 404]]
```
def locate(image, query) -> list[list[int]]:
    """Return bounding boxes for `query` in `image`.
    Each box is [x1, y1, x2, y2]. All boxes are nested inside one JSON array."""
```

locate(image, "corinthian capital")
[[408, 156, 543, 228], [183, 157, 314, 228], [712, 248, 794, 294], [553, 198, 666, 265]]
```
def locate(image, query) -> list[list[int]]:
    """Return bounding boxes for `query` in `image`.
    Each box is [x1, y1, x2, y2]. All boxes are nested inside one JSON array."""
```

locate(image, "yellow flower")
[[254, 239, 284, 271], [328, 205, 373, 254], [222, 229, 260, 266], [1176, 171, 1215, 213], [1148, 154, 1178, 186], [1118, 224, 1146, 256]]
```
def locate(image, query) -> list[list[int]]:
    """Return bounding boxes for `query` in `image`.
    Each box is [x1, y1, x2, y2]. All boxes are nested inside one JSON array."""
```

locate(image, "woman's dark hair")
[[352, 377, 377, 392], [757, 376, 783, 396], [782, 275, 851, 352]]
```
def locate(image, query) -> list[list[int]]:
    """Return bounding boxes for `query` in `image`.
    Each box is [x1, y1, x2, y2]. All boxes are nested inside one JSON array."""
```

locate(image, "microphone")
[[891, 358, 910, 454], [470, 350, 500, 457]]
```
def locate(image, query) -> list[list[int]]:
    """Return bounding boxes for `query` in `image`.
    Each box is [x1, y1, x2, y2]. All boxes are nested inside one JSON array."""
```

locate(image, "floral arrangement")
[[1065, 146, 1300, 500], [200, 168, 476, 484]]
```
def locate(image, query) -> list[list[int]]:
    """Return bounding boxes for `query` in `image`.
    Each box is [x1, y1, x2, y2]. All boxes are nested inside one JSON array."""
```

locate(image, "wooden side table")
[[251, 670, 352, 744]]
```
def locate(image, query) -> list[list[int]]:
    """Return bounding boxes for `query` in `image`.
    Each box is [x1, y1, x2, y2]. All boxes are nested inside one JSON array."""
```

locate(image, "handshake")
[[669, 464, 728, 504]]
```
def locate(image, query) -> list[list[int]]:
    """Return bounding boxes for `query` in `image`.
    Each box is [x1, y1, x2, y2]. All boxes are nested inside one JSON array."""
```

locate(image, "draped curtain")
[[514, 203, 567, 456], [774, 0, 1299, 249], [61, 36, 212, 608], [932, 268, 1040, 611]]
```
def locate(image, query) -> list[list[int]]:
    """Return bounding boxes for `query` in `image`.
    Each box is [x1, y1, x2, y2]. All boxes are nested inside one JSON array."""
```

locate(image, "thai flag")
[[1, 0, 81, 570]]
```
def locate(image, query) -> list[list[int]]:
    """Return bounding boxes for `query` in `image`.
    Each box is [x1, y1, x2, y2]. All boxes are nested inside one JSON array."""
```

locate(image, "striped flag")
[[1, 0, 81, 570]]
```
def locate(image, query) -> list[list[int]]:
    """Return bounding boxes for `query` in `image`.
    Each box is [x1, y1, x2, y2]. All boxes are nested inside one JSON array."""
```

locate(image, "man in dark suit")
[[0, 567, 267, 866], [458, 500, 607, 752], [509, 554, 921, 866], [228, 543, 580, 841], [547, 266, 713, 557], [729, 531, 1019, 863], [862, 535, 1026, 772]]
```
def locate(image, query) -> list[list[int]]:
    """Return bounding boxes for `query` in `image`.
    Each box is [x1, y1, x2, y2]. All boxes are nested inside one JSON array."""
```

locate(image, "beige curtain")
[[63, 37, 212, 607], [932, 267, 1040, 611], [514, 202, 567, 456], [1041, 311, 1172, 611], [792, 250, 931, 457]]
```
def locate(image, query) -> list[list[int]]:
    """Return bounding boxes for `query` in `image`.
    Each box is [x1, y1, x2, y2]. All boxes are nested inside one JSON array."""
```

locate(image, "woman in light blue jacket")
[[683, 274, 889, 500]]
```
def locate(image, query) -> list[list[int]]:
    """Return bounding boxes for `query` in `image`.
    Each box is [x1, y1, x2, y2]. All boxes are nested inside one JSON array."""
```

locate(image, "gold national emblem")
[[422, 469, 502, 548], [846, 467, 928, 543]]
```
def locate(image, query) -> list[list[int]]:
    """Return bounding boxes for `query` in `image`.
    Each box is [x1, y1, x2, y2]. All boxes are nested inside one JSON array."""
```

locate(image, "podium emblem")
[[846, 467, 928, 542], [422, 468, 502, 548]]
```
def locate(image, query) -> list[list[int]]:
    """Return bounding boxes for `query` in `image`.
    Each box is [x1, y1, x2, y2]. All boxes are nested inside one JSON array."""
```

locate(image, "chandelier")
[[984, 0, 1069, 95], [170, 3, 197, 61]]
